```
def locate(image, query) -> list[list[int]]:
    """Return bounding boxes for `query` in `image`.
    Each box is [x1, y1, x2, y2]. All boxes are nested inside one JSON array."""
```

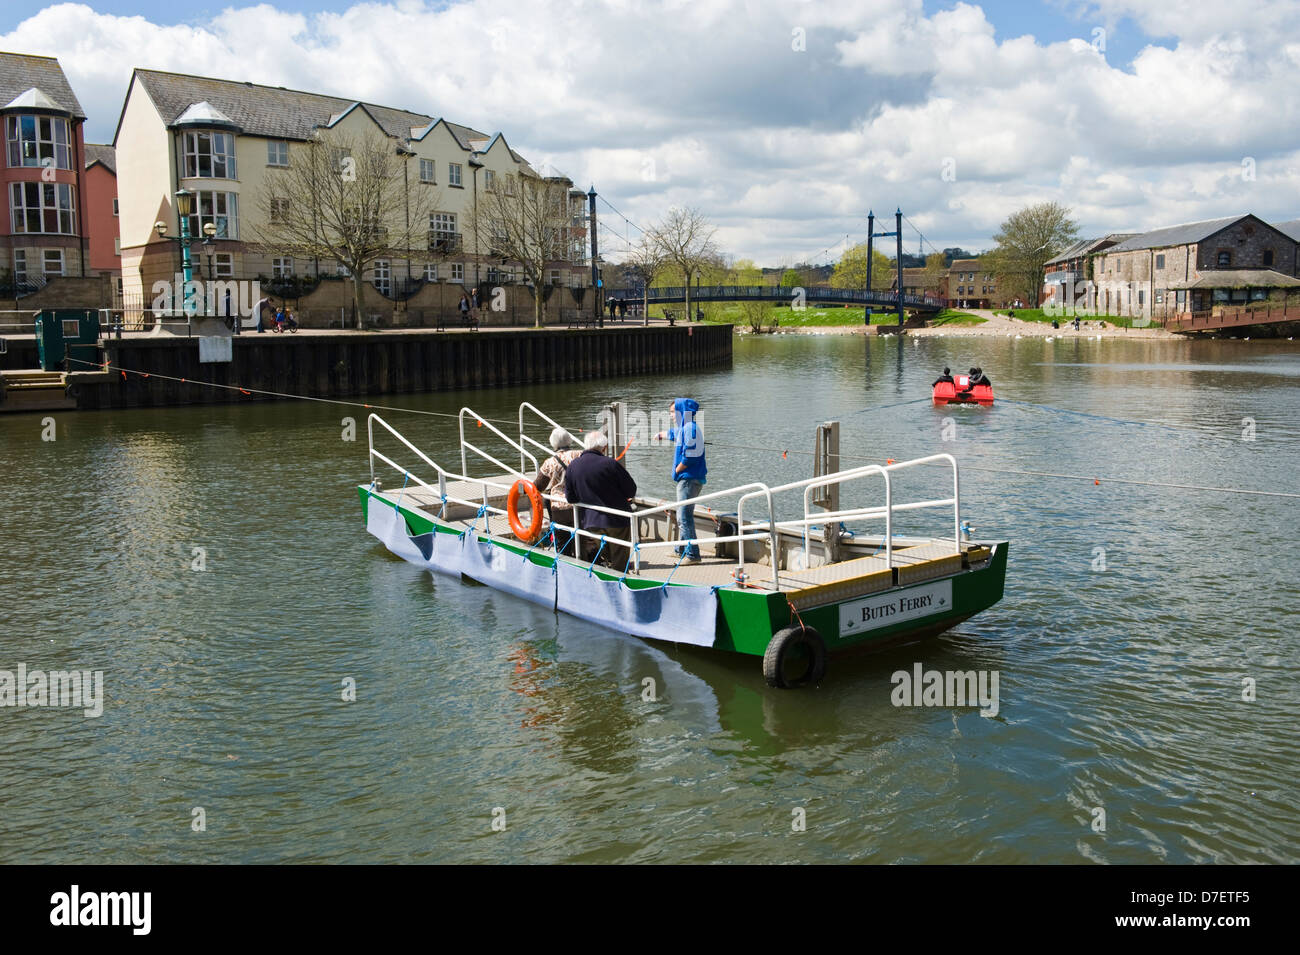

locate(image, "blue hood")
[[669, 397, 706, 482]]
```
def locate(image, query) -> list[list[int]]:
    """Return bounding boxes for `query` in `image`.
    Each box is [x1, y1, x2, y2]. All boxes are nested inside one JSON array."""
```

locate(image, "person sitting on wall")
[[933, 367, 954, 387], [563, 431, 637, 570]]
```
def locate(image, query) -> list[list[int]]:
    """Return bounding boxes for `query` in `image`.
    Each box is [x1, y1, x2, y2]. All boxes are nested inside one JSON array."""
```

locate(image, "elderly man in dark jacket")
[[563, 432, 637, 569]]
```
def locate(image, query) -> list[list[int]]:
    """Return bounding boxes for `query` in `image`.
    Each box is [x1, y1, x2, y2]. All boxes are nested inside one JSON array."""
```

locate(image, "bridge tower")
[[864, 209, 906, 326]]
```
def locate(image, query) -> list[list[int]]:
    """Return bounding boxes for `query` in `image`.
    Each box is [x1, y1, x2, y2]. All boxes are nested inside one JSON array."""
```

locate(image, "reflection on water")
[[0, 334, 1297, 863]]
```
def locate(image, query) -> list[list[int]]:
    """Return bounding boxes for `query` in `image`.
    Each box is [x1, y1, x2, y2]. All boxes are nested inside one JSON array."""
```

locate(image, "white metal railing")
[[368, 410, 963, 593], [458, 406, 539, 480], [518, 401, 575, 473], [735, 454, 961, 572]]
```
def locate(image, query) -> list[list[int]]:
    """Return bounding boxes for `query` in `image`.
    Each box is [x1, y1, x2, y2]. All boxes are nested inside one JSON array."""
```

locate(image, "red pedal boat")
[[933, 374, 994, 405]]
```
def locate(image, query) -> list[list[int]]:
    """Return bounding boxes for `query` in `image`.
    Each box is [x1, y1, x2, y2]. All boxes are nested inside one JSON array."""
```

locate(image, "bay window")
[[6, 114, 71, 169], [185, 191, 239, 240], [10, 181, 77, 234], [183, 130, 237, 179]]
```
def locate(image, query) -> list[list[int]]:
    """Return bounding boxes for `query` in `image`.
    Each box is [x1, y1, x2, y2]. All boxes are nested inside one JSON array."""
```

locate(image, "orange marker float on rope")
[[616, 436, 634, 461], [507, 478, 544, 544]]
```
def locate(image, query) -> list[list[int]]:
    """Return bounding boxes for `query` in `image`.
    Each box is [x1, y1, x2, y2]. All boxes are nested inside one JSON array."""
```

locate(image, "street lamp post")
[[174, 189, 195, 320]]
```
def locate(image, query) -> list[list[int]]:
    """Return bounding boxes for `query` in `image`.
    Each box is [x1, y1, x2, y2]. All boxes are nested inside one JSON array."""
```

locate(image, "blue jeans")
[[675, 478, 703, 558]]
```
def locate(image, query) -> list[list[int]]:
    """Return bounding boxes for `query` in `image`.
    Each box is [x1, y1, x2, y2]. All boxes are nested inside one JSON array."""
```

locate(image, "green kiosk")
[[35, 309, 100, 372]]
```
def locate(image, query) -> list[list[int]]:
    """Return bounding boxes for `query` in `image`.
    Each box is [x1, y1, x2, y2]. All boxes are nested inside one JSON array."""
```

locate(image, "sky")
[[2, 0, 1298, 265]]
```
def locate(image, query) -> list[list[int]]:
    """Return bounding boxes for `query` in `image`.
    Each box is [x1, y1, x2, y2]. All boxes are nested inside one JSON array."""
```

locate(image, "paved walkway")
[[909, 309, 1179, 340]]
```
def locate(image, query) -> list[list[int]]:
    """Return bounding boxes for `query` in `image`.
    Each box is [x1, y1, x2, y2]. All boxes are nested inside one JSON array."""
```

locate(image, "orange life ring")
[[507, 479, 544, 543]]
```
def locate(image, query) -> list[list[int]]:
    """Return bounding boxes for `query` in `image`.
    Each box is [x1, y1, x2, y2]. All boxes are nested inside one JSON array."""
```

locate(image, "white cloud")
[[3, 0, 1297, 261]]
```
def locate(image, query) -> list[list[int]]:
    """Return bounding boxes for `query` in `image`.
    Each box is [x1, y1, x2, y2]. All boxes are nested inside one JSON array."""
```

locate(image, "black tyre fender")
[[763, 624, 827, 689]]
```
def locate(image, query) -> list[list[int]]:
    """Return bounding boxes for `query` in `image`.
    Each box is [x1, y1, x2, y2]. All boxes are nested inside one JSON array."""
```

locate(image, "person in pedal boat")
[[655, 397, 708, 563], [533, 427, 581, 555], [563, 431, 638, 570], [932, 367, 954, 387]]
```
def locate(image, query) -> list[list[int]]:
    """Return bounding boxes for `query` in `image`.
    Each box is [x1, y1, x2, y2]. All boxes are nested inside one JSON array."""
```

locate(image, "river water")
[[1, 333, 1297, 863]]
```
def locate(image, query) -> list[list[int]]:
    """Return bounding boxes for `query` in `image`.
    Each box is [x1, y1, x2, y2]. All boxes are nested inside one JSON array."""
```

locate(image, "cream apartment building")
[[113, 69, 589, 312]]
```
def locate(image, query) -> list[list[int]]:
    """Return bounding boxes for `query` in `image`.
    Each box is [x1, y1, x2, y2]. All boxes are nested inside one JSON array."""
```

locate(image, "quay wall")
[[64, 325, 733, 411]]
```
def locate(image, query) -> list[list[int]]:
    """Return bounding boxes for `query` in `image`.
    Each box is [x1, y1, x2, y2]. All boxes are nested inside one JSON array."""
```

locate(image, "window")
[[1155, 291, 1163, 304], [113, 237, 120, 256], [1250, 288, 1269, 301], [549, 269, 561, 286], [448, 162, 462, 187], [267, 140, 289, 167], [372, 259, 390, 295], [450, 263, 463, 281], [1263, 250, 1274, 267], [13, 250, 26, 283], [336, 262, 351, 277], [273, 257, 293, 278], [183, 130, 237, 179], [1155, 254, 1165, 269], [186, 191, 238, 240], [1137, 290, 1145, 306], [112, 198, 119, 216], [1217, 251, 1231, 267], [6, 114, 71, 169], [270, 197, 290, 224], [484, 169, 496, 191], [1176, 290, 1186, 306], [423, 263, 438, 281], [429, 211, 458, 250], [43, 249, 64, 277], [213, 253, 233, 278], [9, 182, 77, 234], [419, 159, 435, 183]]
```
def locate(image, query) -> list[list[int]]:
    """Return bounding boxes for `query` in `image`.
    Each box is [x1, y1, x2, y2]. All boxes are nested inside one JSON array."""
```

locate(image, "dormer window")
[[183, 130, 237, 179], [6, 114, 71, 170]]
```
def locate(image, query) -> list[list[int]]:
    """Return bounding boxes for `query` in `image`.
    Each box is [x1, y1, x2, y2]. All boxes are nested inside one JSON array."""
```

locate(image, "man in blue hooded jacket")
[[655, 397, 707, 562]]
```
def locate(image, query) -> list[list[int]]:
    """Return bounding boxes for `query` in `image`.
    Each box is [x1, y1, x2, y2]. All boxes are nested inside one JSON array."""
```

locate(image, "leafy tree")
[[830, 242, 894, 290], [779, 268, 801, 288], [987, 201, 1079, 306], [730, 258, 762, 285]]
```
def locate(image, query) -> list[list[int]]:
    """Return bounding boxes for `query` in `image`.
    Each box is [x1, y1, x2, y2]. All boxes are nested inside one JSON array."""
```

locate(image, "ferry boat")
[[933, 373, 994, 405], [359, 403, 1008, 688]]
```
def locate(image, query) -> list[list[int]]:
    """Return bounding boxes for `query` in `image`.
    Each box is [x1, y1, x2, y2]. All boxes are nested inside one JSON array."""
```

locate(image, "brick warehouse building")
[[1091, 215, 1300, 321]]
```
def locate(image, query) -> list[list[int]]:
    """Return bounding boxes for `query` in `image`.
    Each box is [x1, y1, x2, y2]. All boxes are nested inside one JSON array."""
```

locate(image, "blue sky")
[[2, 1, 1292, 262]]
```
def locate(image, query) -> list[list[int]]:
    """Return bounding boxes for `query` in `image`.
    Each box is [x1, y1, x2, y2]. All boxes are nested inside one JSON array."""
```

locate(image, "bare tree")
[[254, 131, 436, 329], [469, 171, 576, 328], [623, 232, 668, 327], [648, 207, 717, 320]]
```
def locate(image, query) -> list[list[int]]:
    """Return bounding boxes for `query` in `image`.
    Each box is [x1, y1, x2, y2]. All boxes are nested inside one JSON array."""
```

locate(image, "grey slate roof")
[[1272, 218, 1300, 242], [132, 69, 492, 148], [1044, 238, 1097, 266], [1044, 233, 1139, 266], [1107, 216, 1248, 253], [0, 52, 85, 118], [84, 143, 115, 173]]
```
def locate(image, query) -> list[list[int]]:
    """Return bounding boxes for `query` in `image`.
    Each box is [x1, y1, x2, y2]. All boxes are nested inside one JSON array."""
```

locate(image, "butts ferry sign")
[[839, 580, 952, 637]]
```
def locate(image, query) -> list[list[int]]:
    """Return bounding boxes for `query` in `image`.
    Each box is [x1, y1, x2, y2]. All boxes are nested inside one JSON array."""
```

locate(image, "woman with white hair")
[[534, 427, 582, 553]]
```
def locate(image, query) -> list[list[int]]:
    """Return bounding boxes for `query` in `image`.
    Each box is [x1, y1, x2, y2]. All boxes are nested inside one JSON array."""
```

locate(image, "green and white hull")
[[359, 485, 1008, 678]]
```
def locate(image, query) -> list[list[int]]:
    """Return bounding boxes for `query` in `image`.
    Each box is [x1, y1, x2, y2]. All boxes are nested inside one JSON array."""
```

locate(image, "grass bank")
[[993, 308, 1153, 329]]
